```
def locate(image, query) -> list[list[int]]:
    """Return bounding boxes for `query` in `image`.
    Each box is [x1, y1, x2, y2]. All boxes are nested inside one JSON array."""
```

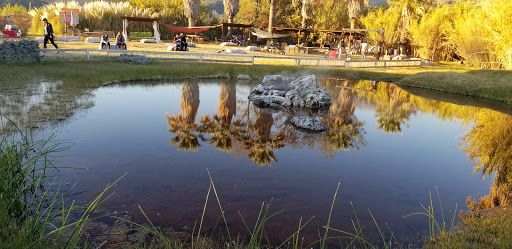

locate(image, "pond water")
[[36, 78, 512, 245]]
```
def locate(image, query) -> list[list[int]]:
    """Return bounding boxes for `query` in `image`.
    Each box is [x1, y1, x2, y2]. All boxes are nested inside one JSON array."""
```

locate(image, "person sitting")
[[100, 32, 110, 49], [179, 33, 187, 51], [116, 32, 127, 50]]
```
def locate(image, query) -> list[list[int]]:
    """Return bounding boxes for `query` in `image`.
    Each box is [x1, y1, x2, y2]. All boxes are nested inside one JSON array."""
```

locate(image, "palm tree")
[[223, 0, 239, 36], [268, 0, 276, 33], [183, 0, 200, 27], [166, 82, 202, 151], [347, 0, 364, 29], [301, 0, 312, 29]]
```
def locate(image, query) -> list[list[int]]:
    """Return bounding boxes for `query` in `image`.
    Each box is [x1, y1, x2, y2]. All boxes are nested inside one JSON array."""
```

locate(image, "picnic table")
[[186, 34, 204, 43]]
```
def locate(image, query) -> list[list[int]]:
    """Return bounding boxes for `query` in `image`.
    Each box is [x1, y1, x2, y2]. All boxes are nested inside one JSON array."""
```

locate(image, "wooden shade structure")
[[271, 27, 310, 45], [217, 23, 253, 41]]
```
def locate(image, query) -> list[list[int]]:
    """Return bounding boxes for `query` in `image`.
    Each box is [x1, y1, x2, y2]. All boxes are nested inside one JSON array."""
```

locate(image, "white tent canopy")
[[251, 28, 290, 39]]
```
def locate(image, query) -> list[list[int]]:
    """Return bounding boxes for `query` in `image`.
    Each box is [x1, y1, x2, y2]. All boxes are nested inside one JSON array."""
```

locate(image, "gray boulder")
[[249, 74, 331, 110], [261, 75, 294, 91], [251, 95, 291, 109], [118, 54, 148, 64], [290, 116, 329, 132], [290, 75, 331, 109]]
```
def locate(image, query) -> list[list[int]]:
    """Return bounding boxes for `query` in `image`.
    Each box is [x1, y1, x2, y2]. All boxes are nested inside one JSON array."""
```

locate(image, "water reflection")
[[166, 82, 201, 151], [464, 112, 512, 209]]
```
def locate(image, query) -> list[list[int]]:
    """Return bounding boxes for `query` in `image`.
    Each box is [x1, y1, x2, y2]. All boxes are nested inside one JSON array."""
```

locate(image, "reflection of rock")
[[291, 116, 329, 132], [249, 75, 331, 110]]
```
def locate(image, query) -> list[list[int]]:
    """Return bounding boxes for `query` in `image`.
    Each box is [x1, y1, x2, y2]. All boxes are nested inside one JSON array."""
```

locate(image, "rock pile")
[[0, 40, 41, 63], [118, 54, 148, 64], [249, 75, 331, 110]]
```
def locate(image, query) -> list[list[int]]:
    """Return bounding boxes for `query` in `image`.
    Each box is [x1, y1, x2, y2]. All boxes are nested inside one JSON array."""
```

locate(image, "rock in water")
[[289, 75, 331, 109], [261, 75, 294, 91], [249, 74, 331, 110], [251, 95, 291, 109], [290, 116, 328, 132]]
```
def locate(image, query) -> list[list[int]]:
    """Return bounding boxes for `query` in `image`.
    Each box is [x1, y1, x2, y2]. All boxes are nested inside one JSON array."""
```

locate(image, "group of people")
[[173, 33, 188, 51], [42, 18, 126, 50], [335, 37, 385, 61], [100, 32, 127, 50]]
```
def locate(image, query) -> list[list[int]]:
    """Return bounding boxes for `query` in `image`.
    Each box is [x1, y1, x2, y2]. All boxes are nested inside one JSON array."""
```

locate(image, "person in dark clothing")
[[43, 18, 58, 49], [100, 32, 110, 49], [375, 41, 383, 60], [116, 32, 127, 50], [179, 33, 187, 51]]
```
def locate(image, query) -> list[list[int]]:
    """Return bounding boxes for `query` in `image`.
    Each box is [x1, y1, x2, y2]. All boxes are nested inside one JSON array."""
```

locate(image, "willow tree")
[[223, 0, 239, 36], [348, 0, 364, 29], [183, 0, 200, 27]]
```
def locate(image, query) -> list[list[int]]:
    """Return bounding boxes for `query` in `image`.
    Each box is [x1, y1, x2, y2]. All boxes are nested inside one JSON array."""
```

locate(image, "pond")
[[33, 78, 512, 245]]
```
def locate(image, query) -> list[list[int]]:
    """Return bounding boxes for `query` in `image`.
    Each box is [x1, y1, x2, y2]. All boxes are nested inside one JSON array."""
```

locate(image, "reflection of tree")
[[243, 110, 285, 166], [200, 83, 239, 151], [166, 82, 202, 151], [464, 112, 512, 210], [322, 81, 366, 154], [374, 84, 415, 134]]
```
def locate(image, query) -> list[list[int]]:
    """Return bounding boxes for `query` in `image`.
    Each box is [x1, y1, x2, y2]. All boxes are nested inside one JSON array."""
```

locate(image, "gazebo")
[[121, 16, 161, 42]]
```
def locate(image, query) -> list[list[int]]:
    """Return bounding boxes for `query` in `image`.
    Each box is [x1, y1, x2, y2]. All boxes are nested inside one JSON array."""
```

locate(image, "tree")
[[347, 0, 364, 29], [301, 0, 312, 29], [268, 0, 275, 32], [183, 0, 200, 26], [223, 0, 239, 36]]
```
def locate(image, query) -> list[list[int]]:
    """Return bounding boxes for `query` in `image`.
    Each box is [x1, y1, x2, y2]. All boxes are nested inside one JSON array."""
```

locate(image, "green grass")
[[424, 207, 512, 249], [0, 130, 127, 248]]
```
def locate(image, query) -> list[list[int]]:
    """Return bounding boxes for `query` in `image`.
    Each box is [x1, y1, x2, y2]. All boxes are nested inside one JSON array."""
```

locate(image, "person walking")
[[43, 18, 58, 49], [361, 38, 368, 60]]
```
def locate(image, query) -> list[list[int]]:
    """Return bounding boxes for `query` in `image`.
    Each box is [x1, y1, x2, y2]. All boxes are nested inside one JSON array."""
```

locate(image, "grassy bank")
[[424, 207, 512, 249], [3, 59, 510, 102]]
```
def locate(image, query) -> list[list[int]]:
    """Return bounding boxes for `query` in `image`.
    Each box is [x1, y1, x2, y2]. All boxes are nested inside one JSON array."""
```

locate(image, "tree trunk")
[[227, 16, 234, 37], [188, 17, 196, 27], [350, 18, 357, 29], [268, 0, 275, 33]]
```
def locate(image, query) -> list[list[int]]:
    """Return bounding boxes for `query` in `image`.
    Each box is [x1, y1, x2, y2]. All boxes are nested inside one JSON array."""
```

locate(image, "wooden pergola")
[[271, 27, 310, 45], [217, 23, 253, 41], [121, 16, 161, 42]]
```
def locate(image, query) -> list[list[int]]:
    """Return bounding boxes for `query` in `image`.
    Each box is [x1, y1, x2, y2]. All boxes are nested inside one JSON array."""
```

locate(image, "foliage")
[[0, 3, 27, 14]]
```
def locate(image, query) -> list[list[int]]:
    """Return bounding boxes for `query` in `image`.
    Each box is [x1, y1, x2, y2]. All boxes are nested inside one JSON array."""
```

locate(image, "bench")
[[129, 32, 152, 41], [82, 31, 115, 38]]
